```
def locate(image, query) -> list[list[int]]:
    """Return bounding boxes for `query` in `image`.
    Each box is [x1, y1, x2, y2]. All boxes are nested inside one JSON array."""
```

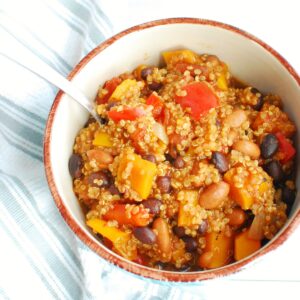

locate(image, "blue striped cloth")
[[1, 1, 300, 299]]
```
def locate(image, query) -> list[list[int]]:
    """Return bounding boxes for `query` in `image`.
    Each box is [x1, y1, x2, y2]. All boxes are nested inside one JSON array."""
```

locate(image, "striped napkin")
[[1, 1, 300, 299], [0, 1, 204, 299]]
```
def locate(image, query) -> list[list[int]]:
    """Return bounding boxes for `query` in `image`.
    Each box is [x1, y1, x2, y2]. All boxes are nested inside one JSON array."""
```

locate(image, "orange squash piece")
[[117, 153, 157, 199], [178, 190, 199, 226], [224, 169, 253, 210], [162, 49, 198, 65], [103, 204, 152, 226], [199, 231, 233, 269], [86, 218, 137, 260], [234, 229, 261, 261]]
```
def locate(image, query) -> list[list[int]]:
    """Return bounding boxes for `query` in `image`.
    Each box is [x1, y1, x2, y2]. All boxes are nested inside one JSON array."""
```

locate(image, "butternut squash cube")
[[234, 229, 261, 261], [109, 79, 138, 101], [117, 153, 157, 199], [178, 190, 199, 226], [200, 231, 233, 269], [162, 49, 198, 65]]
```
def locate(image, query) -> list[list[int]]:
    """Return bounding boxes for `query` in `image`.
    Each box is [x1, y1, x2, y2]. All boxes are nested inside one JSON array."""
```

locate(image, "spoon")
[[1, 52, 102, 124]]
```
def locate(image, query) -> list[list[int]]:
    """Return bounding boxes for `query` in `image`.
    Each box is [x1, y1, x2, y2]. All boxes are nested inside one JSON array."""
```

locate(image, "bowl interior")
[[48, 22, 300, 269]]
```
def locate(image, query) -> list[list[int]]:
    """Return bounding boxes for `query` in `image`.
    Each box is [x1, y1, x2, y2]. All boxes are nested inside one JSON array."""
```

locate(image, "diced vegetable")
[[96, 77, 122, 104], [199, 231, 233, 269], [217, 73, 228, 90], [86, 149, 113, 167], [86, 218, 137, 260], [93, 132, 113, 147], [134, 64, 147, 80], [252, 104, 296, 138], [234, 229, 261, 261], [130, 127, 146, 153], [152, 218, 171, 259], [103, 204, 152, 226], [162, 49, 198, 65], [178, 190, 199, 226], [117, 153, 157, 199], [108, 107, 146, 122], [248, 212, 265, 240], [275, 132, 296, 163], [109, 79, 138, 101], [146, 93, 164, 119], [175, 82, 219, 121], [224, 169, 253, 210], [153, 122, 169, 144]]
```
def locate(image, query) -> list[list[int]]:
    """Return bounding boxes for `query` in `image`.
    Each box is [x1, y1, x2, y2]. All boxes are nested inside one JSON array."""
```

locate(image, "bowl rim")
[[44, 17, 300, 282]]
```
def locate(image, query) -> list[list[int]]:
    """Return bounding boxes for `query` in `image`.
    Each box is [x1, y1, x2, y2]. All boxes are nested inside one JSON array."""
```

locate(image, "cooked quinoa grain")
[[71, 49, 297, 271]]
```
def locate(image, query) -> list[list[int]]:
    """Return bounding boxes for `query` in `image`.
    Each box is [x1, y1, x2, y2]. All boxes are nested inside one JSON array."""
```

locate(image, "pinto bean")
[[232, 140, 260, 159], [199, 181, 230, 209], [153, 218, 171, 256], [227, 208, 246, 226], [224, 110, 247, 128]]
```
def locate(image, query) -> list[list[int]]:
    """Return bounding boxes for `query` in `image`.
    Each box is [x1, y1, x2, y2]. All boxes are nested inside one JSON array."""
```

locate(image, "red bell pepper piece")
[[97, 77, 122, 104], [146, 93, 164, 120], [108, 107, 146, 122], [175, 82, 219, 121], [275, 132, 296, 163]]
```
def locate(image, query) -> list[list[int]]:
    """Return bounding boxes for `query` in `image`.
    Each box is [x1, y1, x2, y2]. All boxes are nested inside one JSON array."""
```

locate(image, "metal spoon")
[[0, 52, 102, 124]]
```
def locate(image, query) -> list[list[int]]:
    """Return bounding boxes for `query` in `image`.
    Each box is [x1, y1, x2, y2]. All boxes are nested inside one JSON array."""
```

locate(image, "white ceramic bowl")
[[44, 18, 300, 281]]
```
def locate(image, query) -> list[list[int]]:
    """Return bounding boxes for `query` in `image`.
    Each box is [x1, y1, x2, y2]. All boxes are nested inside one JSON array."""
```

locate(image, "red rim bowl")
[[44, 18, 300, 282]]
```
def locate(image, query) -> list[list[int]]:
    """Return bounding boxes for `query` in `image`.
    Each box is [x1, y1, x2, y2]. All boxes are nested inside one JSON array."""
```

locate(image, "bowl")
[[44, 18, 300, 281]]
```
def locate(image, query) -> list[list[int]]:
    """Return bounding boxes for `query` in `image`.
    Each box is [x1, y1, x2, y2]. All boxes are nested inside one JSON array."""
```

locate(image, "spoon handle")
[[0, 52, 100, 122]]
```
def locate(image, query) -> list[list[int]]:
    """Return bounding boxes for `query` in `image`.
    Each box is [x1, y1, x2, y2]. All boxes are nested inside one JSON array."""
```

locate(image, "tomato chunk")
[[146, 93, 164, 120], [175, 82, 219, 121], [97, 77, 122, 104], [108, 107, 146, 122], [275, 132, 296, 163]]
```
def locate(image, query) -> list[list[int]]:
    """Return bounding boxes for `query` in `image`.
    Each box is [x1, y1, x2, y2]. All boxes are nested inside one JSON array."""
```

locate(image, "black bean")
[[177, 264, 192, 272], [173, 225, 186, 238], [142, 154, 156, 163], [211, 151, 229, 173], [182, 236, 198, 252], [88, 171, 111, 187], [99, 116, 108, 125], [282, 186, 296, 207], [148, 82, 163, 91], [68, 154, 83, 179], [108, 184, 120, 195], [165, 153, 175, 163], [84, 116, 96, 127], [156, 176, 171, 193], [133, 227, 156, 244], [261, 238, 269, 247], [174, 156, 185, 169], [106, 101, 117, 111], [251, 87, 264, 111], [260, 134, 279, 159], [142, 198, 162, 215], [197, 220, 208, 235], [141, 67, 153, 80], [263, 160, 284, 183], [154, 261, 168, 270], [168, 144, 178, 159]]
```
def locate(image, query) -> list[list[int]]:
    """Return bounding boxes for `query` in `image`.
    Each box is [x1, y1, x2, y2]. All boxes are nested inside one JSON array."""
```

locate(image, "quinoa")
[[70, 49, 297, 271]]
